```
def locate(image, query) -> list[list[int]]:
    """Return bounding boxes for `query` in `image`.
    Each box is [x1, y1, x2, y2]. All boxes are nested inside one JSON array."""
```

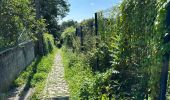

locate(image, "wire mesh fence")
[[73, 5, 170, 99], [0, 28, 32, 52]]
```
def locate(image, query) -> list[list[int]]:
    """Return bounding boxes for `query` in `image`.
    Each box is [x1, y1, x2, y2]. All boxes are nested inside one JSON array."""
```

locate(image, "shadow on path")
[[7, 57, 42, 100], [51, 96, 69, 100], [18, 57, 42, 100]]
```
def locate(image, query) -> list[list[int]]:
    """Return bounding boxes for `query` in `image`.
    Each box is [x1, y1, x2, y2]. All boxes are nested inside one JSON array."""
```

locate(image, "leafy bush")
[[43, 33, 55, 55], [62, 48, 119, 99], [31, 73, 47, 87], [62, 0, 170, 99], [79, 69, 119, 100], [0, 0, 46, 51], [61, 26, 80, 51]]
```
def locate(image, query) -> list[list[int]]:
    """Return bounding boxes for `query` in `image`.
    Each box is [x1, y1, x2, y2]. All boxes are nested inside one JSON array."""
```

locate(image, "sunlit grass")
[[62, 48, 94, 99]]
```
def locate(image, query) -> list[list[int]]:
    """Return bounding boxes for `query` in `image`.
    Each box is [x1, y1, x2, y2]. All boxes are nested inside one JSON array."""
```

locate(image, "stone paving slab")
[[43, 52, 70, 99]]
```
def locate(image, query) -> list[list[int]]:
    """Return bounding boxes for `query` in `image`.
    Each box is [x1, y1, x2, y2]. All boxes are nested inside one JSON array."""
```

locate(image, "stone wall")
[[0, 41, 35, 93]]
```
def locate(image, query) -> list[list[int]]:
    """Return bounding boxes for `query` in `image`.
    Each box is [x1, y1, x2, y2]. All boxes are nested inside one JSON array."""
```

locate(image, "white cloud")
[[90, 2, 94, 6]]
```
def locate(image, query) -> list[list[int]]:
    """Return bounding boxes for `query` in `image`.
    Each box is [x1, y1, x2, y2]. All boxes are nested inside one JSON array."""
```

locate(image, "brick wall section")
[[0, 41, 35, 93]]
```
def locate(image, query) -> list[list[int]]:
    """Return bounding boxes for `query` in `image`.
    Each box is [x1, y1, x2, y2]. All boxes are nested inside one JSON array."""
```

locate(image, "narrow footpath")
[[43, 52, 70, 99]]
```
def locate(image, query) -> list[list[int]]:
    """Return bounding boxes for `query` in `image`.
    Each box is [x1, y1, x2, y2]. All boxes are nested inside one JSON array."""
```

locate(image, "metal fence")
[[0, 28, 32, 52], [74, 6, 170, 99]]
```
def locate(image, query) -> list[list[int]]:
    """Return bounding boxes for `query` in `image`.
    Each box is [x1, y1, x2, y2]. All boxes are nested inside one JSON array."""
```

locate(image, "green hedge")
[[43, 33, 55, 55]]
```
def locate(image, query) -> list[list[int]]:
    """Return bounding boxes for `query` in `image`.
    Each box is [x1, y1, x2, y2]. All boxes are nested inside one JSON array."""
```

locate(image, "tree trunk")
[[35, 0, 44, 56]]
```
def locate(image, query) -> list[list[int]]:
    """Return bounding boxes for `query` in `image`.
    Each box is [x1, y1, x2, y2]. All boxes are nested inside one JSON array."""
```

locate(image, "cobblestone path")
[[43, 52, 69, 100]]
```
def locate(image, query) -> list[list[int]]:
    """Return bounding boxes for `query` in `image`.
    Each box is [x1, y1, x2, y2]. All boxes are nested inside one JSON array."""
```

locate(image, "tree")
[[39, 0, 70, 38], [61, 20, 78, 29], [58, 20, 78, 38], [35, 0, 46, 56], [0, 0, 40, 50]]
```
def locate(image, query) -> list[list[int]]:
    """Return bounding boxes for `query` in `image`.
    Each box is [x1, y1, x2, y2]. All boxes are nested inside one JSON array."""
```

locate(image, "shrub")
[[43, 33, 55, 55], [62, 48, 119, 99], [61, 26, 80, 51]]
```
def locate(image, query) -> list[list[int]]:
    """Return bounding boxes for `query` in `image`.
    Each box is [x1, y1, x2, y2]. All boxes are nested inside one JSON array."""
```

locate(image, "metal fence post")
[[159, 53, 169, 100], [159, 34, 170, 100], [80, 26, 83, 51], [75, 28, 78, 36], [95, 13, 99, 69], [95, 13, 98, 36]]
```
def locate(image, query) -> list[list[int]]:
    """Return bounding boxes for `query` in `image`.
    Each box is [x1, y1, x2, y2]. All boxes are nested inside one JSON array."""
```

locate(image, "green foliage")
[[80, 18, 94, 28], [13, 58, 39, 87], [62, 47, 119, 99], [0, 0, 46, 51], [43, 33, 55, 55], [62, 48, 94, 99], [61, 26, 79, 50], [61, 20, 78, 30], [80, 18, 96, 52], [39, 0, 70, 38], [0, 0, 30, 48], [79, 69, 119, 100], [62, 0, 170, 99]]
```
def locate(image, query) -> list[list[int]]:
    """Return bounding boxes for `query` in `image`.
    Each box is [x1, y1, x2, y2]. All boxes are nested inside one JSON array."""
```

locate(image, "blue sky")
[[62, 0, 121, 22]]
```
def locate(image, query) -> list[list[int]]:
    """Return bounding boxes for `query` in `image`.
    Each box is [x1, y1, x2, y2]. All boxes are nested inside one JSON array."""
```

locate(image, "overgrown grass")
[[62, 47, 118, 100], [62, 48, 94, 99], [13, 57, 41, 89], [13, 49, 57, 99]]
